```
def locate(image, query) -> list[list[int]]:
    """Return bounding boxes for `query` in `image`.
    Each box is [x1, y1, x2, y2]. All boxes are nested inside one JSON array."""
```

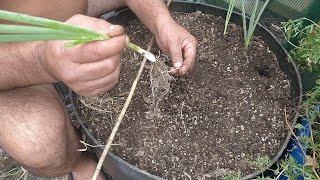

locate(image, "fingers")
[[64, 14, 128, 64], [77, 54, 121, 81], [45, 14, 126, 97], [105, 25, 125, 38], [85, 81, 118, 97], [74, 63, 121, 97], [177, 37, 198, 75], [66, 14, 124, 37], [168, 37, 197, 76], [168, 38, 184, 70], [68, 35, 128, 63], [156, 22, 197, 76]]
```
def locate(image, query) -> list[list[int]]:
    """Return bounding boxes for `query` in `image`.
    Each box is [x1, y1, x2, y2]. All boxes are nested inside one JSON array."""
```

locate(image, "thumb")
[[168, 40, 183, 69], [104, 24, 125, 37]]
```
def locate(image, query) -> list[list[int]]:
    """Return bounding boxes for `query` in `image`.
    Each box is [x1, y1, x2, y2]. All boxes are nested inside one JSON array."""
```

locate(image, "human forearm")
[[123, 0, 197, 75], [0, 42, 56, 91], [94, 0, 173, 35], [123, 0, 175, 36]]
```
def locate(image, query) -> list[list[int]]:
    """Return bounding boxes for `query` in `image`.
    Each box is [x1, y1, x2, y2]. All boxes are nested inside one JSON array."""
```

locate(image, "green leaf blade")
[[251, 0, 270, 37], [0, 35, 92, 43], [245, 0, 259, 47], [241, 0, 247, 41], [0, 24, 81, 35], [224, 0, 235, 36], [0, 10, 105, 38]]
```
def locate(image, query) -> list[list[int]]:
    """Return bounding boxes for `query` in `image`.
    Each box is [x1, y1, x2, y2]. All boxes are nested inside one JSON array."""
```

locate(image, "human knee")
[[22, 149, 72, 177], [0, 85, 79, 176], [10, 123, 78, 176]]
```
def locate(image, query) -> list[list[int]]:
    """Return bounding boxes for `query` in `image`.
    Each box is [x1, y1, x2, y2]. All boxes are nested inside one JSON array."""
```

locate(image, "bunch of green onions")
[[0, 10, 156, 62]]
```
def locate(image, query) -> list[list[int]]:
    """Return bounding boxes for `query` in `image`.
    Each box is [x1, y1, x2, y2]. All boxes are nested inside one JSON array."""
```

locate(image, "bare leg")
[[87, 0, 126, 17], [0, 0, 87, 22], [0, 0, 127, 22], [0, 0, 126, 21], [0, 85, 104, 179]]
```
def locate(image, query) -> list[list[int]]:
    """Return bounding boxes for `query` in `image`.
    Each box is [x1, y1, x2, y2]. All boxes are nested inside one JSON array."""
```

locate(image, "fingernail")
[[109, 25, 118, 30], [174, 62, 182, 69], [125, 35, 130, 45]]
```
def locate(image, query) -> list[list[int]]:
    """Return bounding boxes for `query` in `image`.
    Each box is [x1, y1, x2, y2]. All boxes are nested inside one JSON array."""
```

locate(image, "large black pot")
[[68, 1, 302, 179]]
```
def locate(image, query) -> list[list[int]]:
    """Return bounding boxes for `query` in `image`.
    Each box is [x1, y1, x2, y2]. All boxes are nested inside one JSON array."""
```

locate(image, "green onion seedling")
[[241, 0, 270, 48], [0, 10, 156, 62], [224, 0, 235, 36]]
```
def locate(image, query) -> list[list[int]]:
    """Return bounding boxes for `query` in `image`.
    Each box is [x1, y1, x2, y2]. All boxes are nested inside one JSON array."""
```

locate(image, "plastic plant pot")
[[65, 1, 302, 179]]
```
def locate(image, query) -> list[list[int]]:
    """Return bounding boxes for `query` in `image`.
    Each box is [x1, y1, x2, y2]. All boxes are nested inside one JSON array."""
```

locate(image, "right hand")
[[42, 14, 128, 97]]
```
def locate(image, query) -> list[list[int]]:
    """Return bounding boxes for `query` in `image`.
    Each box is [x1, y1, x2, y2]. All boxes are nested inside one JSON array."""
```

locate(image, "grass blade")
[[0, 10, 105, 39], [245, 0, 259, 47], [0, 35, 92, 43], [252, 0, 270, 32], [241, 0, 270, 48], [247, 0, 270, 47], [0, 24, 81, 35], [224, 0, 235, 36], [241, 0, 247, 41]]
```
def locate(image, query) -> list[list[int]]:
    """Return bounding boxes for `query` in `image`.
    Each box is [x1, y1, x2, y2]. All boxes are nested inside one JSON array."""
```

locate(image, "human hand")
[[155, 20, 197, 76], [42, 14, 128, 96]]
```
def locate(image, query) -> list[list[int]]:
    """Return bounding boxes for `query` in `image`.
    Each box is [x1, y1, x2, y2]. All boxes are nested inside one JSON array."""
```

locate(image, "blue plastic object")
[[280, 119, 311, 180]]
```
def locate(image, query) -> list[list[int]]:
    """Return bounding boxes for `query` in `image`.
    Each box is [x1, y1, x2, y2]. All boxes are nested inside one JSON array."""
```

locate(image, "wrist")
[[123, 0, 175, 36], [34, 41, 59, 83], [154, 15, 176, 37]]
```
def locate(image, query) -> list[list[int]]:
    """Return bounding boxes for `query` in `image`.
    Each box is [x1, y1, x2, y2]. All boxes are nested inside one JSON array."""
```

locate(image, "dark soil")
[[0, 150, 18, 178], [0, 150, 63, 180], [78, 12, 292, 179]]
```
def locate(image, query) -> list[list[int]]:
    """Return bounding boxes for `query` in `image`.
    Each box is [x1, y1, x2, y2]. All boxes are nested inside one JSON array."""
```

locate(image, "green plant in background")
[[277, 155, 301, 180], [223, 171, 242, 180], [224, 0, 270, 48], [282, 18, 320, 72], [0, 10, 156, 62], [301, 80, 320, 175], [247, 155, 272, 172], [281, 17, 320, 179]]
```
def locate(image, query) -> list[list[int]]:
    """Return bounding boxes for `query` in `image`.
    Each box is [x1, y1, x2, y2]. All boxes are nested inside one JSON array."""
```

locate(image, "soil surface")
[[0, 150, 18, 179], [78, 12, 292, 179]]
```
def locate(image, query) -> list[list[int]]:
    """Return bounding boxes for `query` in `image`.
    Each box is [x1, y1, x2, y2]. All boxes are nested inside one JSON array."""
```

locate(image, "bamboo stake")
[[91, 38, 154, 180]]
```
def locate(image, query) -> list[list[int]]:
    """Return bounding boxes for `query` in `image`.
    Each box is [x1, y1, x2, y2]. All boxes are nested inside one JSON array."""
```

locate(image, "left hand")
[[155, 20, 198, 76]]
